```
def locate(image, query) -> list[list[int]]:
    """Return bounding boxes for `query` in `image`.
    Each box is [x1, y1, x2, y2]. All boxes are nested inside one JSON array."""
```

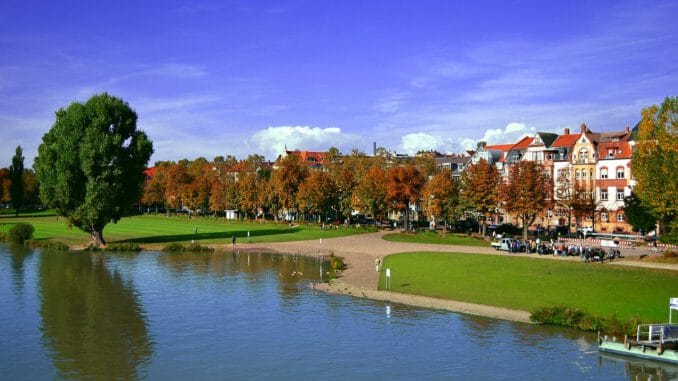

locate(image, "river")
[[1, 245, 676, 380]]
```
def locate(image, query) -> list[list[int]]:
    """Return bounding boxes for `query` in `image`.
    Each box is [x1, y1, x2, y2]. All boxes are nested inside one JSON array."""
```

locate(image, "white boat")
[[598, 298, 678, 365]]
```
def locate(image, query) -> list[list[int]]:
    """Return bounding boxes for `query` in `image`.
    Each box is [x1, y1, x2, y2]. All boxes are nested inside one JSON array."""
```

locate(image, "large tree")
[[460, 159, 500, 236], [502, 161, 551, 240], [386, 164, 424, 232], [9, 146, 24, 216], [272, 154, 307, 221], [632, 96, 677, 240], [554, 167, 576, 233], [297, 170, 338, 222], [34, 93, 153, 246], [422, 169, 459, 233], [352, 165, 388, 222], [624, 192, 655, 234]]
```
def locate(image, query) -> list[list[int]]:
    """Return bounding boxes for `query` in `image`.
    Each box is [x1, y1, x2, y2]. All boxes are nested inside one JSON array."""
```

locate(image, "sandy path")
[[235, 231, 677, 323]]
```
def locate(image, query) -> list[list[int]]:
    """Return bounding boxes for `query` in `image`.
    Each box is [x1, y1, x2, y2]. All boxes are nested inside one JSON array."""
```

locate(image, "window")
[[578, 148, 589, 163], [575, 170, 580, 179], [601, 212, 608, 222], [600, 189, 608, 200], [586, 215, 592, 221], [582, 170, 586, 179], [600, 168, 608, 179], [616, 167, 625, 179], [590, 169, 593, 179], [616, 188, 624, 200], [617, 214, 625, 222]]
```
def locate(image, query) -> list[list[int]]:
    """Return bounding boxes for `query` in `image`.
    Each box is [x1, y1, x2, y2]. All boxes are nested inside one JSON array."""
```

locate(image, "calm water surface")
[[1, 244, 677, 380]]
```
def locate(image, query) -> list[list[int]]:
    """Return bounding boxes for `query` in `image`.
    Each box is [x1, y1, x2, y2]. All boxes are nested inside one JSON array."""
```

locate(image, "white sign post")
[[385, 268, 391, 290]]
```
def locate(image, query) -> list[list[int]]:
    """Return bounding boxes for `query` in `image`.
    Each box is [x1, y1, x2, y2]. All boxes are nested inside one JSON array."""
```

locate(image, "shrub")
[[163, 242, 185, 252], [663, 250, 677, 259], [105, 243, 142, 252], [162, 242, 214, 253], [28, 240, 69, 251], [531, 305, 641, 336], [9, 223, 35, 244]]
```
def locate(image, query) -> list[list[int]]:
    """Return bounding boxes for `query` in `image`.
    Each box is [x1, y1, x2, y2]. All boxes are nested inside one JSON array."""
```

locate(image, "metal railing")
[[636, 324, 678, 344]]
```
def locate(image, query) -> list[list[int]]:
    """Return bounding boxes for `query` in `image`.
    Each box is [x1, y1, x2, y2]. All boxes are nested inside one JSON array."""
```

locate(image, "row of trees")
[[138, 150, 558, 239]]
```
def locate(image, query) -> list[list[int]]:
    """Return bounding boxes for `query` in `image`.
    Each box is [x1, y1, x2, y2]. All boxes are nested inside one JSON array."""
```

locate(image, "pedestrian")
[[232, 235, 236, 247], [375, 257, 381, 272], [194, 226, 198, 234]]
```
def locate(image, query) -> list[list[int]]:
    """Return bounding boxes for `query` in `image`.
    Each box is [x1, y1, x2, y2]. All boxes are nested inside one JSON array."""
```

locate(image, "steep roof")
[[551, 133, 582, 148], [144, 167, 157, 179], [511, 136, 533, 150], [485, 144, 514, 151], [597, 141, 633, 160]]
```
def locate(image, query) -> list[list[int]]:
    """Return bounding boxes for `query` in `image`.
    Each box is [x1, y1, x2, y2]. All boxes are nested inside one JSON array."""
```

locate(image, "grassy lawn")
[[378, 252, 678, 322], [0, 213, 371, 247], [382, 231, 488, 247]]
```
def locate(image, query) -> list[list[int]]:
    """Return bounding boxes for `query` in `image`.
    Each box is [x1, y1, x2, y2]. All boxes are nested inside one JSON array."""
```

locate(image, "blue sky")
[[1, 0, 676, 167]]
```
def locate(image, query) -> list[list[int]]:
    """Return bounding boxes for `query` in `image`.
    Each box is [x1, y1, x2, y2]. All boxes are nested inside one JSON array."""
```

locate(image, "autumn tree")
[[9, 146, 24, 215], [422, 170, 459, 233], [0, 168, 10, 205], [632, 96, 678, 241], [570, 182, 598, 232], [460, 159, 500, 236], [386, 164, 424, 232], [297, 170, 338, 222], [21, 169, 40, 208], [502, 161, 551, 240], [164, 162, 189, 214], [272, 154, 307, 221], [352, 165, 388, 222], [554, 167, 576, 233], [238, 172, 260, 219], [141, 163, 168, 213], [34, 93, 153, 246]]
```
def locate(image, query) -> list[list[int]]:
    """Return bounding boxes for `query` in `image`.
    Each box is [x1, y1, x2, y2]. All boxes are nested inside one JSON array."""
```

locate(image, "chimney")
[[477, 141, 487, 149], [564, 128, 570, 135], [580, 123, 587, 133], [625, 126, 630, 133], [373, 142, 376, 156]]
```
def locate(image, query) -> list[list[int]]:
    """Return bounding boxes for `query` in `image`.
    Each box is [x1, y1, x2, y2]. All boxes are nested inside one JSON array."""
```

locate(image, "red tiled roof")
[[597, 141, 632, 159], [485, 144, 514, 151], [511, 136, 533, 149], [144, 167, 157, 178], [286, 150, 327, 166], [551, 133, 582, 148]]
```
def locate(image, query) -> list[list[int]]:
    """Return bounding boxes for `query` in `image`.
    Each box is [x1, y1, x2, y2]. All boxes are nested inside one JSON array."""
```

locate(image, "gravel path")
[[235, 231, 677, 323]]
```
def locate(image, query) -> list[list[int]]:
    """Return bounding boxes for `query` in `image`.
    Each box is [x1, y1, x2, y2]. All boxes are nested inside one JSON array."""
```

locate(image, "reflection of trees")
[[8, 244, 33, 298], [39, 251, 152, 380]]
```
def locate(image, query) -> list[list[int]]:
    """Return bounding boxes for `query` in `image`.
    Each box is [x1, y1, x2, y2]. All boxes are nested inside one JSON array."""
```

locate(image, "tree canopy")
[[9, 146, 24, 216], [631, 96, 677, 241], [460, 159, 500, 235], [34, 93, 153, 246]]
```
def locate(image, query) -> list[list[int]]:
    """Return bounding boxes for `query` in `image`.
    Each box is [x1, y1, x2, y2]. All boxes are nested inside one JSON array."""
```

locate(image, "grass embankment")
[[378, 252, 678, 323], [382, 230, 487, 247], [0, 213, 372, 247]]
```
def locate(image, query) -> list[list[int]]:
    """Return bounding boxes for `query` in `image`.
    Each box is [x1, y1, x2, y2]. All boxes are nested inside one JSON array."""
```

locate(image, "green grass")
[[382, 231, 487, 247], [0, 213, 372, 247], [378, 252, 678, 322]]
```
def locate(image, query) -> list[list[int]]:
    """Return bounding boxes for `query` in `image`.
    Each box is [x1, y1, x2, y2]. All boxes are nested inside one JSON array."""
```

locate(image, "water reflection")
[[599, 352, 678, 381], [39, 251, 153, 380], [8, 244, 33, 297]]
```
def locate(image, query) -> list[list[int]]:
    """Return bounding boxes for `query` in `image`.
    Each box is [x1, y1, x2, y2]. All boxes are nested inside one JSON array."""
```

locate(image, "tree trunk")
[[404, 208, 410, 232], [90, 229, 106, 247], [522, 219, 529, 241]]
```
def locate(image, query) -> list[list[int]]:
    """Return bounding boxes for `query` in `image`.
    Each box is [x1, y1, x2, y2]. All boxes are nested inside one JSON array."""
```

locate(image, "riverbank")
[[236, 230, 678, 324]]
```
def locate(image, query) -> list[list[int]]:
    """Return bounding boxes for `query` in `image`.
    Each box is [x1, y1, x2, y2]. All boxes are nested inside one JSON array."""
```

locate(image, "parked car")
[[491, 238, 524, 252]]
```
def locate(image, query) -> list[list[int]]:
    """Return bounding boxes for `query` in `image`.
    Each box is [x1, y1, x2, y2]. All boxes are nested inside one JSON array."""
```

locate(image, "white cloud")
[[459, 122, 535, 151], [250, 126, 357, 159], [374, 92, 407, 113], [400, 132, 442, 154]]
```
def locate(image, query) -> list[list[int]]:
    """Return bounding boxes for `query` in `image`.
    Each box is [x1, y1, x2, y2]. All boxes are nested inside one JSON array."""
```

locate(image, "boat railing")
[[636, 324, 678, 344]]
